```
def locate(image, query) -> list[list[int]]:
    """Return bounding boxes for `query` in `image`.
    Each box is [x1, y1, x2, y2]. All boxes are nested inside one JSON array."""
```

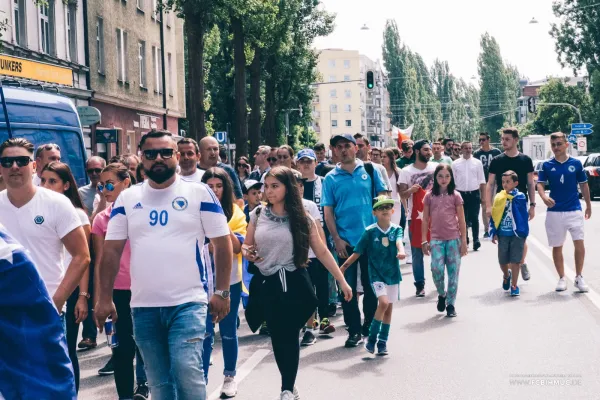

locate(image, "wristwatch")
[[530, 202, 536, 207], [215, 290, 230, 300], [79, 292, 90, 299]]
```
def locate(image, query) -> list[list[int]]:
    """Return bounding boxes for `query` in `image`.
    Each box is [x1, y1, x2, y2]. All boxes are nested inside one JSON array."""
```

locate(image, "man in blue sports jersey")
[[95, 130, 233, 400], [537, 132, 592, 293]]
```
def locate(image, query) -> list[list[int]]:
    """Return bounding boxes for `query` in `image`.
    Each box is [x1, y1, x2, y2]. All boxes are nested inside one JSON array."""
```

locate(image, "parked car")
[[533, 159, 550, 191], [576, 156, 589, 198], [583, 153, 600, 199]]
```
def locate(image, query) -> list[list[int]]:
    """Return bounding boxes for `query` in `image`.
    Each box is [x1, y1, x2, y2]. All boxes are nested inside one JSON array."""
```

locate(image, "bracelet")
[[421, 241, 429, 246], [79, 292, 90, 299]]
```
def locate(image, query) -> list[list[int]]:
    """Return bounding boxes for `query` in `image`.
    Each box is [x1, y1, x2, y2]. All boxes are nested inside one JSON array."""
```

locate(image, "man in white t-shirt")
[[178, 137, 205, 183], [398, 139, 436, 297], [94, 130, 233, 400], [33, 143, 61, 186], [0, 138, 90, 315]]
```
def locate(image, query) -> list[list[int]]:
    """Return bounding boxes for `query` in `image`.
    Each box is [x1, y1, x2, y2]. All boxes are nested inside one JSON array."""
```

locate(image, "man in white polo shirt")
[[95, 130, 233, 400], [0, 138, 90, 316]]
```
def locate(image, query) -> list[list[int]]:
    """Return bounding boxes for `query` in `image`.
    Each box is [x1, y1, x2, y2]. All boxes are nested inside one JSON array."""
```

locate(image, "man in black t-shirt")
[[474, 132, 502, 238], [486, 127, 535, 281]]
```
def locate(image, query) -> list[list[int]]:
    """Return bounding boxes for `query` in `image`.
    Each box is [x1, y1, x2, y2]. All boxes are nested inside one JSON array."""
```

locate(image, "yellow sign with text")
[[0, 54, 73, 86]]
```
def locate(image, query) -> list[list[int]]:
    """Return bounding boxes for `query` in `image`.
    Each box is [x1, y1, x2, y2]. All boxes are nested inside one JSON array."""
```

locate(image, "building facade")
[[312, 49, 390, 148], [86, 0, 186, 157]]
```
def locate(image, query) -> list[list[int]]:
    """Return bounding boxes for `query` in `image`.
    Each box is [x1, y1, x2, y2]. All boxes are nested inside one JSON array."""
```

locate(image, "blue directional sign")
[[571, 123, 593, 129], [571, 128, 593, 135], [568, 134, 577, 144], [214, 131, 227, 144]]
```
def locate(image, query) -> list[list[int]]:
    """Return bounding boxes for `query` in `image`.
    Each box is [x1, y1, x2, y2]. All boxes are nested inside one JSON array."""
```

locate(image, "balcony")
[[313, 96, 320, 104], [312, 111, 320, 118]]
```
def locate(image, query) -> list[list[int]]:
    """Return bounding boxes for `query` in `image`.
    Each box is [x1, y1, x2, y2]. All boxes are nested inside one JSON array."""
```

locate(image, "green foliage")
[[533, 78, 592, 134]]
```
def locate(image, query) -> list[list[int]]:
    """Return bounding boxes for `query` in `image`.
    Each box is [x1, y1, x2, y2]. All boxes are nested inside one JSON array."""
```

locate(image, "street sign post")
[[571, 123, 593, 129], [577, 137, 587, 152], [568, 134, 577, 145], [96, 128, 119, 144], [570, 123, 593, 136], [214, 131, 227, 144], [571, 128, 593, 135], [77, 106, 101, 126]]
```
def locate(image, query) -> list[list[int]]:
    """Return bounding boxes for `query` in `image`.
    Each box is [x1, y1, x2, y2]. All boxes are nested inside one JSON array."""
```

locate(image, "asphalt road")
[[79, 195, 600, 399]]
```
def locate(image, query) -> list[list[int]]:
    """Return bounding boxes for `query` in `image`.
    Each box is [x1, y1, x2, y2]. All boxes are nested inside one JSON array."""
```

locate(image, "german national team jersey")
[[537, 157, 587, 212], [354, 223, 403, 286], [106, 176, 230, 308]]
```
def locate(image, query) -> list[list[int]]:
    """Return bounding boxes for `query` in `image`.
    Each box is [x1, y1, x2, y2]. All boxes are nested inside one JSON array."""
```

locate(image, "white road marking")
[[527, 234, 600, 311], [208, 349, 271, 400]]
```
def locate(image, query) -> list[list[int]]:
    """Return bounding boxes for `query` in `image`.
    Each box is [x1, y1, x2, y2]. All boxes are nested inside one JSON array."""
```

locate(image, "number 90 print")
[[149, 210, 169, 226]]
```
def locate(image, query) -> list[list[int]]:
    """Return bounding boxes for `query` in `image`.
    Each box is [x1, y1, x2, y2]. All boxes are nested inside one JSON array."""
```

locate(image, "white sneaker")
[[221, 376, 237, 398], [575, 275, 589, 293], [555, 277, 567, 292], [280, 390, 295, 400], [293, 386, 300, 399]]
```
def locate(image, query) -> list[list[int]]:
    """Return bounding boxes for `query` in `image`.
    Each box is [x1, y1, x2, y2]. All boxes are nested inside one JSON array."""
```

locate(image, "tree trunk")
[[249, 46, 262, 158], [232, 16, 248, 158], [185, 18, 206, 142], [264, 55, 277, 146]]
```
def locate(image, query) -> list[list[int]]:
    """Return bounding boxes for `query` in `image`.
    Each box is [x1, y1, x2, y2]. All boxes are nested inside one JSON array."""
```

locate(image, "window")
[[152, 0, 161, 21], [345, 120, 352, 127], [344, 75, 350, 82], [344, 60, 350, 69], [345, 89, 351, 98], [329, 75, 336, 83], [328, 59, 336, 68], [138, 41, 146, 87], [329, 89, 337, 98], [40, 3, 53, 54], [116, 28, 128, 81], [168, 53, 174, 95], [153, 46, 163, 93], [330, 104, 338, 113], [137, 0, 144, 10], [331, 120, 338, 127], [344, 104, 351, 112], [96, 18, 105, 73], [66, 5, 77, 62], [13, 0, 27, 46]]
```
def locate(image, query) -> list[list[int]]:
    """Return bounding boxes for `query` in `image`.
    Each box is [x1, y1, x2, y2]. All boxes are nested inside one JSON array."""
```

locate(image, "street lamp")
[[529, 17, 539, 24], [360, 24, 369, 30]]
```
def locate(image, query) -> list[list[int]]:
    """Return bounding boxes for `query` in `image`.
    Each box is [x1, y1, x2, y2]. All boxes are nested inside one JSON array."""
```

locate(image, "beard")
[[144, 163, 176, 184], [417, 152, 430, 163]]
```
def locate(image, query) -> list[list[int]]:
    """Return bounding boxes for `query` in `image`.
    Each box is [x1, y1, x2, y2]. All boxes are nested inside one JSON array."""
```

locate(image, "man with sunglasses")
[[33, 143, 61, 186], [474, 132, 502, 239], [94, 130, 233, 400], [248, 145, 271, 182], [0, 138, 91, 321], [79, 157, 107, 217], [198, 136, 244, 207]]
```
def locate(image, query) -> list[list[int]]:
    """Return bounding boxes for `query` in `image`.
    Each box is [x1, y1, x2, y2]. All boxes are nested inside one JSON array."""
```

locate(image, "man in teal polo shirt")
[[323, 133, 388, 348]]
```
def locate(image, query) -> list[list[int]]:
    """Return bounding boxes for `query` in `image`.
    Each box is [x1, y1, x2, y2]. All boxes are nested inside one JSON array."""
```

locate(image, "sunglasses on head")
[[143, 148, 174, 160], [97, 183, 115, 192], [0, 156, 32, 168], [87, 168, 103, 174]]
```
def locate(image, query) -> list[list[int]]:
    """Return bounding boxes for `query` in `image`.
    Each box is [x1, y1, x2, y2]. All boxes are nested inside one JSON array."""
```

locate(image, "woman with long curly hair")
[[243, 166, 352, 400]]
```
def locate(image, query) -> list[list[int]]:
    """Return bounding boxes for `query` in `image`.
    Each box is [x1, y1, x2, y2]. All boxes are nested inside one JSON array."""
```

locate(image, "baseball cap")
[[297, 149, 317, 161], [243, 179, 263, 193], [372, 195, 395, 210], [329, 133, 356, 146]]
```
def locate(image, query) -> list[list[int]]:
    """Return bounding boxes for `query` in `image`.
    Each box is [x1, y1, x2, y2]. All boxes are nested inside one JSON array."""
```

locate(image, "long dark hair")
[[42, 162, 85, 210], [202, 167, 234, 221], [382, 147, 398, 172], [236, 156, 250, 178], [265, 166, 309, 268], [431, 163, 455, 196]]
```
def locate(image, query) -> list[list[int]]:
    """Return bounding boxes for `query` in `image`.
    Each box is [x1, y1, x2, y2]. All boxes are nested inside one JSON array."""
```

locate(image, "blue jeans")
[[132, 302, 207, 400], [408, 220, 425, 286], [135, 347, 147, 384], [203, 282, 242, 381]]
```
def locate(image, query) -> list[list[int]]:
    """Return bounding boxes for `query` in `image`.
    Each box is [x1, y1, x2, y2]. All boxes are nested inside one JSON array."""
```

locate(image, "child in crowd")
[[490, 170, 529, 296], [243, 180, 264, 223], [340, 195, 405, 355], [422, 164, 467, 317]]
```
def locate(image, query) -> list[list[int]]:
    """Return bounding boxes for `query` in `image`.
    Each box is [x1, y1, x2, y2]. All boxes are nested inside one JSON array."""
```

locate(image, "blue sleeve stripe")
[[200, 202, 224, 214], [234, 232, 245, 245], [109, 206, 126, 219]]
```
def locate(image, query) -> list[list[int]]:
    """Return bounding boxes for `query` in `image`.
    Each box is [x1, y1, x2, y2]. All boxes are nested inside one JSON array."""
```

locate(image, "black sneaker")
[[133, 383, 150, 400], [328, 303, 337, 317], [416, 288, 425, 297], [259, 322, 270, 336], [376, 341, 389, 356], [446, 304, 457, 318], [300, 330, 316, 346], [437, 295, 446, 312], [473, 241, 481, 251], [344, 333, 364, 348], [98, 358, 114, 376], [483, 232, 490, 239], [361, 323, 371, 337]]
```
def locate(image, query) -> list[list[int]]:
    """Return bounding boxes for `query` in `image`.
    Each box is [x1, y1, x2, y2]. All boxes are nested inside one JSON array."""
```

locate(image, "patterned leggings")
[[430, 239, 461, 306]]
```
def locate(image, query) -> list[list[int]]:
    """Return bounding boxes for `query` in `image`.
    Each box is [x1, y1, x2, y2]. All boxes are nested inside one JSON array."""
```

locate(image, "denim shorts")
[[497, 235, 525, 265]]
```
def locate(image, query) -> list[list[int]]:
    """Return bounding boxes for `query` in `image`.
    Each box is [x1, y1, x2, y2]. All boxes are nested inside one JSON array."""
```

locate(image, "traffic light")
[[366, 70, 374, 90]]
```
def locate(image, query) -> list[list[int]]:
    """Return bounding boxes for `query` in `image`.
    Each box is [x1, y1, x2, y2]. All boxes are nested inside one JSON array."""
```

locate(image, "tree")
[[382, 20, 409, 128], [551, 0, 600, 73]]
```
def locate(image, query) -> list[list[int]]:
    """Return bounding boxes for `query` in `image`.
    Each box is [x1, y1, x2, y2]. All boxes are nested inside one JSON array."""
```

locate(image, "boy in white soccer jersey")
[[94, 130, 233, 400]]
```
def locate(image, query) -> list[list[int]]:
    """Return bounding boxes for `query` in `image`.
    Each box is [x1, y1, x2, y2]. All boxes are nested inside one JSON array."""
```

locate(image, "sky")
[[313, 0, 574, 83]]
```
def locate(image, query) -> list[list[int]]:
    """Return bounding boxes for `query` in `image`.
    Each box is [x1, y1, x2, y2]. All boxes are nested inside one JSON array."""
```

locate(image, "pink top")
[[423, 191, 463, 241], [92, 205, 132, 290]]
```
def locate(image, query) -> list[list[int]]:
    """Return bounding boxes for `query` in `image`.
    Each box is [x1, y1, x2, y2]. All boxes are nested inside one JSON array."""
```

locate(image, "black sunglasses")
[[237, 163, 249, 168], [267, 157, 277, 162], [0, 156, 32, 168], [87, 168, 103, 174], [479, 138, 488, 142], [143, 148, 174, 160]]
